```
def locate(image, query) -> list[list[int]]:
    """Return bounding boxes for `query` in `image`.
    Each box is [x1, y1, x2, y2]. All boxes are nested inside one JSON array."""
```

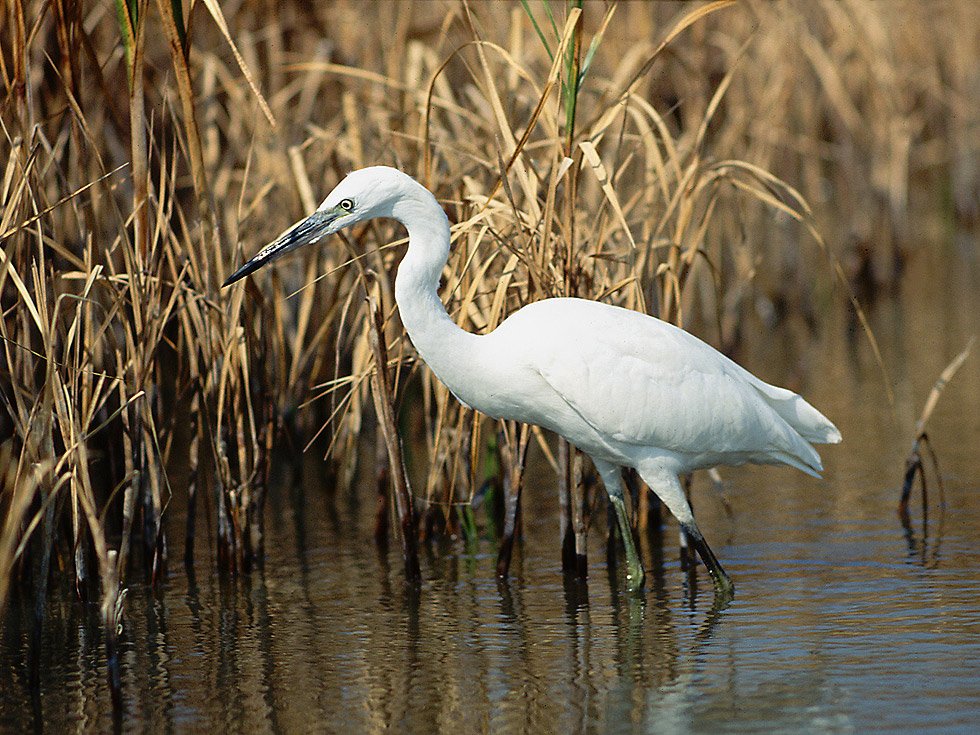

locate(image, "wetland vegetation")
[[1, 1, 978, 726]]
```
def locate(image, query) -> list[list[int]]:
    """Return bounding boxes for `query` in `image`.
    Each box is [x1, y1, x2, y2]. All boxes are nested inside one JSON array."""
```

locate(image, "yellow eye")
[[339, 198, 354, 211]]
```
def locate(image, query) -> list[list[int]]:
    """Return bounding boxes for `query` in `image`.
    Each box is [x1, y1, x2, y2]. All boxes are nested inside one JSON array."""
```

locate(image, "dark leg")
[[638, 462, 734, 598], [682, 521, 734, 598]]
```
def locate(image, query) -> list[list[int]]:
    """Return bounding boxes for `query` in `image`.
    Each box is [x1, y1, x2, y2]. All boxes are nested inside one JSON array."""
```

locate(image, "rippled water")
[[3, 235, 980, 734]]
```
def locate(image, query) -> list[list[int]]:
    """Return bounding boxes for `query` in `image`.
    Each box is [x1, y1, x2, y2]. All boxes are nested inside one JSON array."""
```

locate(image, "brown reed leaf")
[[578, 139, 637, 249]]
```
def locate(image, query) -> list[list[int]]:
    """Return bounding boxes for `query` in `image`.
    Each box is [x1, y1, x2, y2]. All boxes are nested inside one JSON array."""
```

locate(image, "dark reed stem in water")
[[368, 291, 421, 582]]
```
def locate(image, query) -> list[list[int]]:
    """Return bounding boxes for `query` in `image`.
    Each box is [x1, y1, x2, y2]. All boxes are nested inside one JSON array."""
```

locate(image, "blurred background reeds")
[[1, 0, 977, 688]]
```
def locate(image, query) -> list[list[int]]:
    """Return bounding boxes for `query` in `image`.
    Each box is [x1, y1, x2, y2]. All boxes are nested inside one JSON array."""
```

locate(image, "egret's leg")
[[682, 524, 733, 595], [638, 462, 734, 597], [593, 459, 645, 592], [610, 493, 645, 592]]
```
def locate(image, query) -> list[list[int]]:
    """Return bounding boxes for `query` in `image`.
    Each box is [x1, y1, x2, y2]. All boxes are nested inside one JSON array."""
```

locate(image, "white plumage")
[[225, 166, 841, 597]]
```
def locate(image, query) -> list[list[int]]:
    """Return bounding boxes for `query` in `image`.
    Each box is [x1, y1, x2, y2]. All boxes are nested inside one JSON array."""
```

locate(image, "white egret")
[[224, 166, 842, 597]]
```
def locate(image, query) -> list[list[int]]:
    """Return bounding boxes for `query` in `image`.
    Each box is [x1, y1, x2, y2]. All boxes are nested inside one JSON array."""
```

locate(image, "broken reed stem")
[[899, 337, 973, 521]]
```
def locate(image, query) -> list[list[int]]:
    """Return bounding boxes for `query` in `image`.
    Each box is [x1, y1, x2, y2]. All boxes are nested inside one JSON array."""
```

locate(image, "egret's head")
[[223, 166, 419, 287]]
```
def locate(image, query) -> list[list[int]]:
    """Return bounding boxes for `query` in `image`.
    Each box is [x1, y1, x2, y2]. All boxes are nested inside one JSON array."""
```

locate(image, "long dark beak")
[[223, 209, 339, 287]]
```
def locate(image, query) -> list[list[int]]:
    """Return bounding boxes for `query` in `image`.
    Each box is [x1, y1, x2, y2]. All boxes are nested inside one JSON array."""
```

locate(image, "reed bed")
[[1, 0, 977, 694]]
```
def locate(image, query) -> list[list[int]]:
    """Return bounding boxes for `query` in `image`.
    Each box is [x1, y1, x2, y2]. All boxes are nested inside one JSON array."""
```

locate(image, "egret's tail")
[[752, 381, 841, 445], [743, 378, 841, 478]]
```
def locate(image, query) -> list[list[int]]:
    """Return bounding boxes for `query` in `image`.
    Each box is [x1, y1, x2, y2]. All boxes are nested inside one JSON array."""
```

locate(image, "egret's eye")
[[339, 198, 354, 211]]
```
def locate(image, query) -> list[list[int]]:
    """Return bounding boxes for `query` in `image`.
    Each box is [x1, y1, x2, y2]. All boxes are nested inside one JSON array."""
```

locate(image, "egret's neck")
[[391, 190, 479, 385]]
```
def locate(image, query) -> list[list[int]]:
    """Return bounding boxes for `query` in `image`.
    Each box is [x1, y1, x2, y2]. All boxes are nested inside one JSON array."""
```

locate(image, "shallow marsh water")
[[3, 231, 980, 734]]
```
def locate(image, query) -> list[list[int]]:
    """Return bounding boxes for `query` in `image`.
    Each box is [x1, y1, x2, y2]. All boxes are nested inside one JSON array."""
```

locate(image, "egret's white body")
[[226, 166, 841, 596]]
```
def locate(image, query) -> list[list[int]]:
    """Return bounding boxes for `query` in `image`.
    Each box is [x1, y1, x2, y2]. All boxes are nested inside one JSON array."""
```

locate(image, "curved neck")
[[391, 189, 479, 387]]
